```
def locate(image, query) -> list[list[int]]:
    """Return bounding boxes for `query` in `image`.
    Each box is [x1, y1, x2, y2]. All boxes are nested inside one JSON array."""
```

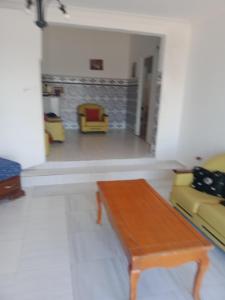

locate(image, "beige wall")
[[42, 26, 131, 78]]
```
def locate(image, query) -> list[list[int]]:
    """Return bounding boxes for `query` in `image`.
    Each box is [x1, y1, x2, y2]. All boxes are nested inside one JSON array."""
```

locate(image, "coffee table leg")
[[130, 269, 140, 300], [193, 255, 209, 300], [96, 191, 102, 224]]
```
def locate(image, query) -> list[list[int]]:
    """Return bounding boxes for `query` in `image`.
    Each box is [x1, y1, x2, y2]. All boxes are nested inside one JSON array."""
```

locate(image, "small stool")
[[0, 158, 25, 200]]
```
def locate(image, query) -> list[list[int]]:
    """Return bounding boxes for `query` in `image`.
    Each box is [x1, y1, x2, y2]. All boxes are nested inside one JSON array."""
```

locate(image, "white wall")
[[177, 12, 225, 167], [129, 35, 161, 75], [42, 26, 131, 78], [47, 7, 191, 160], [0, 9, 45, 169]]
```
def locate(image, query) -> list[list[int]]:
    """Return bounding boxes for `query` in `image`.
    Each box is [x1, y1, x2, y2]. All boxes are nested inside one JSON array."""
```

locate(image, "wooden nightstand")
[[0, 176, 25, 200]]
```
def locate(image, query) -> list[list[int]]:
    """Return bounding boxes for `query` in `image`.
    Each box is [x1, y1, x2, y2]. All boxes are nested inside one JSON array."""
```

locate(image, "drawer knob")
[[4, 185, 13, 189]]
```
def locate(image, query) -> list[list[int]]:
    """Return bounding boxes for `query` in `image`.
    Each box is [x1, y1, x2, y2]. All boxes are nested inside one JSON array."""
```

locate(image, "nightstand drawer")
[[0, 176, 20, 196]]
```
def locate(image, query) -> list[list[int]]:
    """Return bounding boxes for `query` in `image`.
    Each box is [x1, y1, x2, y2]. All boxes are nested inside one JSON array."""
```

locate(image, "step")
[[33, 158, 184, 169], [22, 159, 184, 187]]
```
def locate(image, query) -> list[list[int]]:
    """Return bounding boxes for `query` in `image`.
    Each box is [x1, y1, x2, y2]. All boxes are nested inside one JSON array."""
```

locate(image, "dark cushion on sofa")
[[192, 167, 225, 198]]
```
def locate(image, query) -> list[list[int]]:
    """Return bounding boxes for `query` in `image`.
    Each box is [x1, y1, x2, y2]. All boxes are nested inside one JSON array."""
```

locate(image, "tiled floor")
[[0, 179, 225, 300], [48, 129, 152, 161]]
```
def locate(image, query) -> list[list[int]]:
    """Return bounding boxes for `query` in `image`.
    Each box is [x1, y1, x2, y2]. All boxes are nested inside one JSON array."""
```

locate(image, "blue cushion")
[[0, 158, 22, 181]]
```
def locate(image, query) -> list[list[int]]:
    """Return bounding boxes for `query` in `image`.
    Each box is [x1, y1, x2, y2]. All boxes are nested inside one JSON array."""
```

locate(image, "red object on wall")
[[86, 108, 100, 121]]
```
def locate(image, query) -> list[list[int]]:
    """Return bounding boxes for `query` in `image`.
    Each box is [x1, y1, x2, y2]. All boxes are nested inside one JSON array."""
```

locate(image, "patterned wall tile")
[[126, 83, 138, 131], [42, 74, 160, 153], [43, 74, 134, 130]]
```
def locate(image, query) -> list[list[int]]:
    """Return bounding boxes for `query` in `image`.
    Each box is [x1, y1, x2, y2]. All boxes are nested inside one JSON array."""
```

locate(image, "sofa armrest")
[[45, 118, 62, 123], [173, 172, 193, 186], [80, 115, 86, 126], [173, 169, 192, 174]]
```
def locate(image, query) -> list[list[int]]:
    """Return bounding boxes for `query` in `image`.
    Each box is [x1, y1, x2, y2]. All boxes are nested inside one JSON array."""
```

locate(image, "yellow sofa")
[[77, 103, 109, 133], [170, 154, 225, 251], [44, 117, 65, 142]]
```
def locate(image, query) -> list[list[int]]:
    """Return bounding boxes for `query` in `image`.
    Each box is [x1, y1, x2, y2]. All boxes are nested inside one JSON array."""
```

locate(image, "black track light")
[[25, 0, 69, 29]]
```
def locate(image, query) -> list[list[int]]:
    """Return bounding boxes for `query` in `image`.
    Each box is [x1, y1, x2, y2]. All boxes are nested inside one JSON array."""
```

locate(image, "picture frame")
[[90, 59, 104, 70]]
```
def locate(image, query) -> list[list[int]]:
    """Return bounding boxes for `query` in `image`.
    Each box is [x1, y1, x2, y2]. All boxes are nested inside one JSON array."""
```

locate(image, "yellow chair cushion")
[[86, 121, 106, 126], [171, 186, 221, 214], [197, 203, 225, 238]]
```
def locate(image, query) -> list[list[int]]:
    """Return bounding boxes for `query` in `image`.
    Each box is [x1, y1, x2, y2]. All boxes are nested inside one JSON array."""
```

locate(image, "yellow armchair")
[[170, 154, 225, 251], [44, 116, 65, 142], [77, 103, 109, 133]]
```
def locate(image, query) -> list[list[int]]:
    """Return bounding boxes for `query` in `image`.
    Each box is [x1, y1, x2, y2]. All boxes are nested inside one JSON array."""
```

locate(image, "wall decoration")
[[90, 59, 104, 70], [42, 83, 64, 96]]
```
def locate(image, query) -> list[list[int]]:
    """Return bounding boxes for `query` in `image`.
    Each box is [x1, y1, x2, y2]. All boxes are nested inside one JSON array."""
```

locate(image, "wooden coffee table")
[[96, 179, 212, 300]]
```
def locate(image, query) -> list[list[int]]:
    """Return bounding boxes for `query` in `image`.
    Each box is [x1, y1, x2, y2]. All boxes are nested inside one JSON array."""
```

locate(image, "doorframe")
[[145, 43, 160, 146], [135, 57, 145, 136], [44, 7, 190, 161], [135, 40, 161, 152]]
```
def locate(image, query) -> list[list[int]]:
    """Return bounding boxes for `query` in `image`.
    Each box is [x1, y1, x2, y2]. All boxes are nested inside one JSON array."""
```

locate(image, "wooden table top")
[[97, 179, 212, 258]]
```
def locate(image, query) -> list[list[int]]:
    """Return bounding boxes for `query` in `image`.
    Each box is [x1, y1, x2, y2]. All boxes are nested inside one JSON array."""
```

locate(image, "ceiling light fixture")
[[25, 0, 70, 29]]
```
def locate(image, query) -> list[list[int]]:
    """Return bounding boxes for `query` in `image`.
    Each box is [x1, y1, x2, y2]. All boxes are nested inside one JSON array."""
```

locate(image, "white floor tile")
[[138, 268, 179, 298], [0, 274, 15, 299], [0, 240, 23, 274], [0, 197, 28, 216], [14, 291, 74, 300], [26, 195, 66, 213], [140, 289, 192, 300], [201, 284, 225, 300], [68, 193, 97, 211], [31, 182, 97, 198], [14, 265, 72, 291], [74, 258, 129, 300], [170, 258, 225, 293], [48, 129, 152, 162], [0, 180, 225, 300], [72, 229, 118, 262], [18, 252, 70, 273], [24, 212, 67, 232], [0, 223, 25, 242], [69, 211, 110, 233]]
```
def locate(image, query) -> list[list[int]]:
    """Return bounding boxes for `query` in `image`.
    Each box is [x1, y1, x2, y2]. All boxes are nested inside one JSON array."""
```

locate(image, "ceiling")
[[66, 0, 224, 19], [1, 0, 224, 20]]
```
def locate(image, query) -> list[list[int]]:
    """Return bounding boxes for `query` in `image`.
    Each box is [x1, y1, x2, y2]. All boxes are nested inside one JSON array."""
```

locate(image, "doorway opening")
[[136, 44, 161, 154], [41, 25, 163, 161]]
